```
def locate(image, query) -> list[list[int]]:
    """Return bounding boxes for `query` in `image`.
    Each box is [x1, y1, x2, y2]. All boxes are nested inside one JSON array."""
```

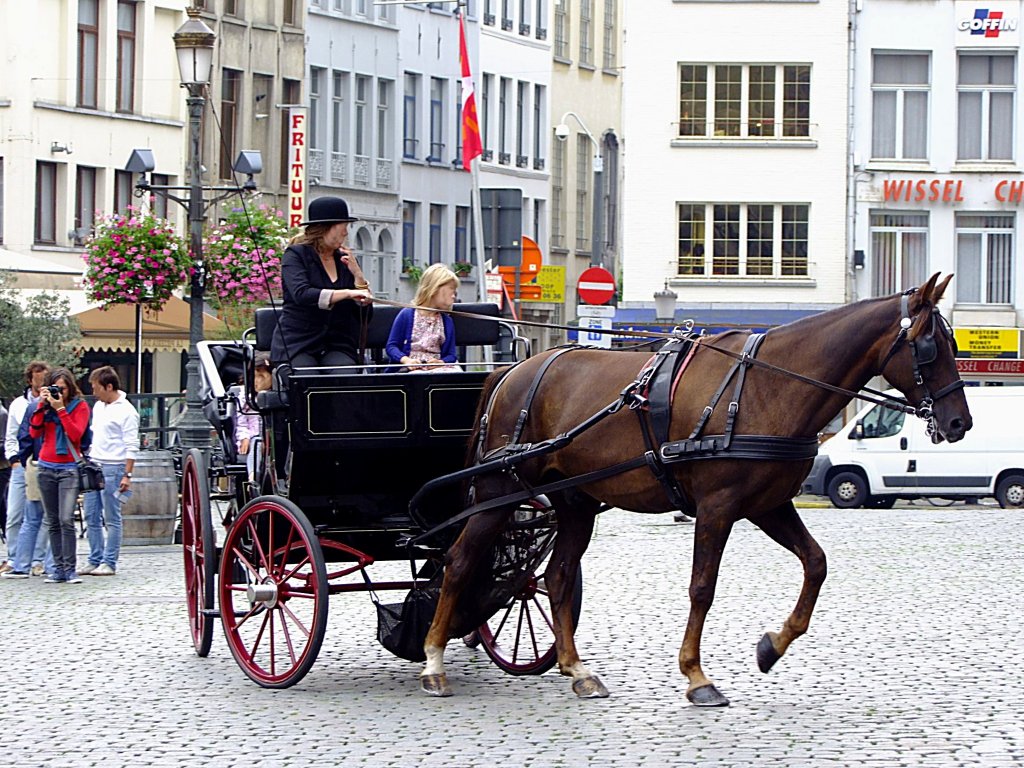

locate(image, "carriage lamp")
[[654, 281, 679, 322]]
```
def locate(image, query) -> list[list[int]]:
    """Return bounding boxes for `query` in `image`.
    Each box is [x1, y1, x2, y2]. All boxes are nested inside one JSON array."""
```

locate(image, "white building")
[[853, 0, 1024, 372], [396, 1, 476, 303], [307, 0, 401, 298], [620, 0, 849, 331]]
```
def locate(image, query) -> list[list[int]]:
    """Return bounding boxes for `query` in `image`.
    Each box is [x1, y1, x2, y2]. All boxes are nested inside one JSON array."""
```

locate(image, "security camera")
[[555, 123, 571, 140]]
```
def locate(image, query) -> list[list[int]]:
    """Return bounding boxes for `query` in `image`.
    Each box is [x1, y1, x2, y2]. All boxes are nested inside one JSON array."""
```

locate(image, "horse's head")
[[879, 273, 972, 444]]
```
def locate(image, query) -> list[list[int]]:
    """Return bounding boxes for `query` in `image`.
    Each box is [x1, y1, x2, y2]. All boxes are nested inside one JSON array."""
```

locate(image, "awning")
[[73, 296, 226, 353]]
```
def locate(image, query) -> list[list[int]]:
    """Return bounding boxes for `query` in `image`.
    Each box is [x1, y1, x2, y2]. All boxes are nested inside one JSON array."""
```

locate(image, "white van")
[[802, 387, 1024, 508]]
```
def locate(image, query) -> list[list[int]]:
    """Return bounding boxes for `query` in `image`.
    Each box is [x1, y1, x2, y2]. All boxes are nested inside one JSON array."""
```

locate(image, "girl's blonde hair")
[[413, 264, 459, 307]]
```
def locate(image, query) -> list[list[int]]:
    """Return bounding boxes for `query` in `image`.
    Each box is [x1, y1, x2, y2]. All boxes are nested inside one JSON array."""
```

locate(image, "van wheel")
[[827, 471, 868, 509], [995, 474, 1024, 509]]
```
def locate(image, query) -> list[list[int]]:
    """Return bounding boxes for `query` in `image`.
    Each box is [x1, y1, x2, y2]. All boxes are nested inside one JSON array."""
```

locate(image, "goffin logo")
[[959, 8, 1018, 37]]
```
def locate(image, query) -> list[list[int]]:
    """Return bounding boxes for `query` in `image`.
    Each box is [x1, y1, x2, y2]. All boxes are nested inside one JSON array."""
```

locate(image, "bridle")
[[879, 288, 965, 431]]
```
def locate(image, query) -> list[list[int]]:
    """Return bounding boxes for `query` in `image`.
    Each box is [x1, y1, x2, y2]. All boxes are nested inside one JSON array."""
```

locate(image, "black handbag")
[[68, 442, 105, 493]]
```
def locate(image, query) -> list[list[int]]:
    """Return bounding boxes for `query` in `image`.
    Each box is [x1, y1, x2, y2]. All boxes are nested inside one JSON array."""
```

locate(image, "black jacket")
[[270, 243, 371, 364]]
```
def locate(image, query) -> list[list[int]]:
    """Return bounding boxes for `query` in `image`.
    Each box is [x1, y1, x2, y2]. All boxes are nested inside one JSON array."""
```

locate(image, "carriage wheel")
[[477, 501, 584, 676], [181, 449, 215, 657], [218, 496, 328, 688]]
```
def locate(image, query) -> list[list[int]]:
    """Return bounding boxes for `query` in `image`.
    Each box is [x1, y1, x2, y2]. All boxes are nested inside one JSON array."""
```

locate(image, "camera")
[[47, 385, 61, 399]]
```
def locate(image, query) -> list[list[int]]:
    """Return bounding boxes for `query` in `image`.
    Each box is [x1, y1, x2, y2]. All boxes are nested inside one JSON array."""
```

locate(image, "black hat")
[[300, 196, 359, 226]]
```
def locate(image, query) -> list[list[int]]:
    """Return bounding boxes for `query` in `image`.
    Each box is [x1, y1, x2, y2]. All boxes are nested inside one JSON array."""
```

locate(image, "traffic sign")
[[579, 316, 612, 348], [577, 266, 616, 305], [577, 304, 616, 318]]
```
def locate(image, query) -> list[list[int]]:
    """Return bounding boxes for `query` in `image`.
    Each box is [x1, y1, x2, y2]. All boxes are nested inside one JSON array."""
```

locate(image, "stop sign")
[[577, 266, 616, 305]]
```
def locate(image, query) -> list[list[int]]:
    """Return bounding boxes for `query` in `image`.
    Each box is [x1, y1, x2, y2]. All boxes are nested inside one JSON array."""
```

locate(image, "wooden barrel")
[[122, 450, 178, 546]]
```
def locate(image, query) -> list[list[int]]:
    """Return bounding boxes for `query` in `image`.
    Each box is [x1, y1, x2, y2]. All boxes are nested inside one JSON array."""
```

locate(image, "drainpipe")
[[846, 0, 861, 306]]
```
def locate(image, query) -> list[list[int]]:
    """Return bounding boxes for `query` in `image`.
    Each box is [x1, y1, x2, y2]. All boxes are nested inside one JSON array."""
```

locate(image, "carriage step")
[[200, 608, 250, 618]]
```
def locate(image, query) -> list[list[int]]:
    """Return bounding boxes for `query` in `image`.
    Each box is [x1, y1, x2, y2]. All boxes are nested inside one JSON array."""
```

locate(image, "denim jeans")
[[38, 465, 80, 577], [4, 464, 26, 563], [12, 500, 55, 574], [83, 463, 125, 569]]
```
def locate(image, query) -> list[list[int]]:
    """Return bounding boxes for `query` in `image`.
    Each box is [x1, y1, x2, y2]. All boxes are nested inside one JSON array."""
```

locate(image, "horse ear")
[[930, 274, 953, 305], [909, 272, 941, 312]]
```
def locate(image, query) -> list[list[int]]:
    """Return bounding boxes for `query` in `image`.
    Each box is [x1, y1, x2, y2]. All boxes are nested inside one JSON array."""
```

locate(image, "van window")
[[859, 404, 905, 438]]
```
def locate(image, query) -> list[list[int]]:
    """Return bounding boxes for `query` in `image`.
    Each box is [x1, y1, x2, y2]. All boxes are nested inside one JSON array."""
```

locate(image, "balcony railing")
[[330, 151, 347, 184], [354, 154, 370, 185], [376, 157, 393, 188], [308, 148, 324, 178]]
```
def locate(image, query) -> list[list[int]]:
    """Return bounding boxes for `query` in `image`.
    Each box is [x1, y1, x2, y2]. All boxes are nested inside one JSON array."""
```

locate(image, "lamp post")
[[556, 111, 604, 266], [654, 280, 678, 323], [125, 8, 262, 451], [174, 5, 216, 450]]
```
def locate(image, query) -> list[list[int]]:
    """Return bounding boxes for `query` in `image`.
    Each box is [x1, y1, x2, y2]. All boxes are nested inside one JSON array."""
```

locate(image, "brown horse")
[[420, 274, 972, 706]]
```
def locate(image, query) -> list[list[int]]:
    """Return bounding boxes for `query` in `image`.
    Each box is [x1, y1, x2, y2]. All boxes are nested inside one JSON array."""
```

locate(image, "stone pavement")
[[1, 506, 1021, 768]]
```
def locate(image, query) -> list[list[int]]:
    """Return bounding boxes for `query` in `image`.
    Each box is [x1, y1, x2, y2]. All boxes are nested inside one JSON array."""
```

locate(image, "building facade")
[[620, 0, 849, 331], [852, 0, 1024, 377], [307, 0, 401, 298], [396, 1, 476, 303]]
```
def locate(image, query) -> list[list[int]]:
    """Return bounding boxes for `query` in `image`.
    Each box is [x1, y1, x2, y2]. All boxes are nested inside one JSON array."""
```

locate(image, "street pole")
[[177, 86, 210, 450]]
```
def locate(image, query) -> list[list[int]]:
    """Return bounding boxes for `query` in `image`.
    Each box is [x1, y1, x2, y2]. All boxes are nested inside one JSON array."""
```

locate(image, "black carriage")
[[180, 303, 579, 687]]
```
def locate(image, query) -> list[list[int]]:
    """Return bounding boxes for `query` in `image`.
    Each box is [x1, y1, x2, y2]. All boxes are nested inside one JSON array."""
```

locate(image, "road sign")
[[578, 316, 612, 348], [577, 266, 616, 305], [577, 304, 616, 318]]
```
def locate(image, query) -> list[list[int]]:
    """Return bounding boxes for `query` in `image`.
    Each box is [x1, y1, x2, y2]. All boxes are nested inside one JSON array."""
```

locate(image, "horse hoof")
[[420, 674, 453, 697], [462, 631, 481, 648], [757, 633, 782, 673], [572, 676, 610, 698], [687, 684, 730, 707]]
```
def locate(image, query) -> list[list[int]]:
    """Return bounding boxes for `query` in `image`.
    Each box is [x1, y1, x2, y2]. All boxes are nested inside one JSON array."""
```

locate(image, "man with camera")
[[80, 366, 139, 576]]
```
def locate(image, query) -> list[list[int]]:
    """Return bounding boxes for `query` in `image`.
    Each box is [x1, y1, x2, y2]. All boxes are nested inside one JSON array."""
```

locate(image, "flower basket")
[[82, 208, 190, 310], [452, 261, 474, 277], [204, 199, 292, 308]]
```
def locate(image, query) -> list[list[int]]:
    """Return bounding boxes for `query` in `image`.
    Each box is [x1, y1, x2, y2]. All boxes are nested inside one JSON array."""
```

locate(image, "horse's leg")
[[544, 497, 607, 698], [680, 510, 735, 707], [420, 508, 510, 697], [748, 500, 827, 673]]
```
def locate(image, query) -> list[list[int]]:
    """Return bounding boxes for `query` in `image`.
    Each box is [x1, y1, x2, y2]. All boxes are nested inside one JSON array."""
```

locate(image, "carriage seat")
[[196, 340, 254, 463], [363, 302, 502, 366]]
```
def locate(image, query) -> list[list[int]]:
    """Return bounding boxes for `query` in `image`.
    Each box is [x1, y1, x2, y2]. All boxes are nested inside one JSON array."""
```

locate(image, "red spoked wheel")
[[477, 501, 583, 676], [181, 449, 215, 657], [218, 496, 328, 688]]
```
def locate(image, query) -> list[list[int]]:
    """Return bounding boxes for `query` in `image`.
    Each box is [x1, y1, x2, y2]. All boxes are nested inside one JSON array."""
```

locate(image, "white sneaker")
[[79, 563, 99, 575], [93, 563, 116, 576]]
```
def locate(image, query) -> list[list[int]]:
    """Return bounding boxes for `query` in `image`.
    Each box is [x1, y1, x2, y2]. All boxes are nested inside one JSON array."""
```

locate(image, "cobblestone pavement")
[[1, 505, 1021, 767]]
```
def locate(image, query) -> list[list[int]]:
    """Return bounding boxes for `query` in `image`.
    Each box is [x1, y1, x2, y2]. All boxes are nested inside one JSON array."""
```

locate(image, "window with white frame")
[[429, 204, 443, 264], [498, 77, 510, 162], [116, 1, 136, 113], [454, 80, 463, 165], [955, 213, 1013, 304], [870, 212, 928, 296], [678, 63, 810, 138], [355, 75, 371, 158], [516, 81, 528, 164], [554, 0, 570, 59], [78, 0, 99, 108], [676, 203, 810, 277], [957, 53, 1014, 161], [579, 0, 593, 66], [429, 77, 445, 161], [308, 68, 322, 152], [455, 206, 469, 264], [872, 52, 929, 161], [482, 74, 492, 156], [403, 201, 418, 267], [603, 0, 617, 70], [74, 166, 97, 244], [533, 84, 545, 169], [404, 73, 419, 159], [378, 80, 392, 161], [35, 161, 58, 244], [575, 134, 591, 251], [551, 134, 566, 249], [332, 71, 347, 155]]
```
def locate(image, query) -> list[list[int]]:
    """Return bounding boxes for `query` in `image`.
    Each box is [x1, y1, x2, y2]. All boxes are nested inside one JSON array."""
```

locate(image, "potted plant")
[[82, 207, 191, 310], [405, 264, 424, 283], [452, 261, 474, 278], [203, 198, 293, 336]]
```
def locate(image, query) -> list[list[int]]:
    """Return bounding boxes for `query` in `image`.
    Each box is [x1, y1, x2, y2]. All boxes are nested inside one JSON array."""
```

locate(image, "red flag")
[[459, 13, 483, 171]]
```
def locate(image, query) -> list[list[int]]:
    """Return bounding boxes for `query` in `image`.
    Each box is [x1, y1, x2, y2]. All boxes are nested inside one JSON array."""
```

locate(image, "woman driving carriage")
[[271, 197, 374, 372]]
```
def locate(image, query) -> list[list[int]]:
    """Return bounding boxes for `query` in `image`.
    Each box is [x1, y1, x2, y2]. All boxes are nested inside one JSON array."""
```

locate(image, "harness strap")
[[688, 331, 747, 441], [722, 333, 766, 450], [510, 347, 581, 446], [661, 434, 819, 463]]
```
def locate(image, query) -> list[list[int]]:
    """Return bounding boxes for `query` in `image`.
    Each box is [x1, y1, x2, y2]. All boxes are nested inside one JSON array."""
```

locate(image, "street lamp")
[[124, 5, 261, 450], [556, 111, 605, 267], [654, 280, 678, 323]]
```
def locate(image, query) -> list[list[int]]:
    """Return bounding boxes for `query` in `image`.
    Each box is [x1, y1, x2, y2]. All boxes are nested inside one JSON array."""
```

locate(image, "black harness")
[[408, 295, 962, 537]]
